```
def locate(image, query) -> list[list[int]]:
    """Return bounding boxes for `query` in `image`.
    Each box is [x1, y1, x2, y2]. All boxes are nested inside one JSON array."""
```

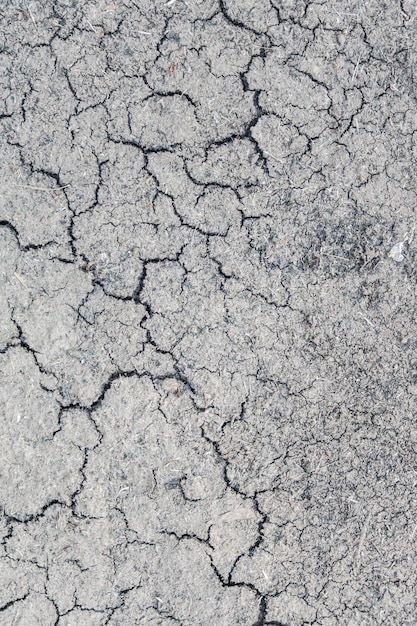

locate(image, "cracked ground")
[[1, 0, 417, 624]]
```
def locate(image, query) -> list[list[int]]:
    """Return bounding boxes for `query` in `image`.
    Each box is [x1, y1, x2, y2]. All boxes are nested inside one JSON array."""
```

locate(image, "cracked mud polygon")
[[1, 1, 417, 624]]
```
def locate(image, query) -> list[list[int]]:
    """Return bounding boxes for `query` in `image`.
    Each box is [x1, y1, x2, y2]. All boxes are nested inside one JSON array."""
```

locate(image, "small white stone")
[[388, 241, 405, 262]]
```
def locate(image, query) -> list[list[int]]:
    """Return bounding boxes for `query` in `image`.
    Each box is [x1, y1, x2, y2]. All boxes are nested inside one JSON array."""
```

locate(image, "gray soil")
[[1, 1, 417, 624]]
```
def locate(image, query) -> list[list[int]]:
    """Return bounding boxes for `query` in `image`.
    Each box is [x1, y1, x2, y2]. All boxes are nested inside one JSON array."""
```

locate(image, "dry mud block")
[[1, 1, 417, 624]]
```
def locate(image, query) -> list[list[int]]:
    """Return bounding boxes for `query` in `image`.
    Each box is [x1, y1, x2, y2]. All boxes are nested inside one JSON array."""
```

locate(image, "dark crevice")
[[0, 593, 30, 613]]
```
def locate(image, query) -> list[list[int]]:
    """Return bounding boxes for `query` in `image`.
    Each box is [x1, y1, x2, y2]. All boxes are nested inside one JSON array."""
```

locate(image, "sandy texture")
[[1, 1, 417, 624]]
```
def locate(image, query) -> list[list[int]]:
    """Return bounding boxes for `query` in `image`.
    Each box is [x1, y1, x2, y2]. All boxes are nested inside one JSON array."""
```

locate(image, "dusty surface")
[[1, 1, 417, 624]]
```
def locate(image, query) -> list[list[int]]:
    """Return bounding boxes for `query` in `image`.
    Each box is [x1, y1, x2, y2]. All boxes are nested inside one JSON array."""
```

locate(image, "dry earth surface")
[[1, 1, 417, 624]]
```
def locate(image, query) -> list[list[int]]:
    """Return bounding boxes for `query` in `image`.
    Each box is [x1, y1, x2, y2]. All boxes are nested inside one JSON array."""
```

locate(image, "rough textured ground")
[[1, 1, 417, 624]]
